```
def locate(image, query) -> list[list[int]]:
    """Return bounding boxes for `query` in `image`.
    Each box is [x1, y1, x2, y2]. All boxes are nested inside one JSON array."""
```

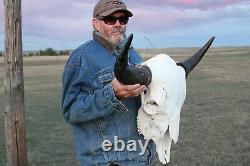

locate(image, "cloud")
[[1, 0, 250, 50], [2, 0, 250, 35], [21, 0, 94, 39], [127, 0, 246, 10], [129, 1, 250, 34]]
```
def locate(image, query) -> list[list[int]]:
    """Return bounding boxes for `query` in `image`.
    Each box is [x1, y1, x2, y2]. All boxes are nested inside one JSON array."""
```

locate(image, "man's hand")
[[112, 78, 147, 99]]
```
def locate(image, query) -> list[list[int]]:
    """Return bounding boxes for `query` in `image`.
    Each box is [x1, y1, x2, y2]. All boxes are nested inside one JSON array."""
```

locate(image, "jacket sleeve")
[[61, 55, 127, 124]]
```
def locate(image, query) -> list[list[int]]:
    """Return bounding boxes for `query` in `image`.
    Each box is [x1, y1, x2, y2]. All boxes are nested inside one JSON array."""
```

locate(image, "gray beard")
[[100, 27, 126, 45]]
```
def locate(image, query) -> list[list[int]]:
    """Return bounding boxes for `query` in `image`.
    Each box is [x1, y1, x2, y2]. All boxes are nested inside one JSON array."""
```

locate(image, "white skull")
[[137, 54, 187, 164]]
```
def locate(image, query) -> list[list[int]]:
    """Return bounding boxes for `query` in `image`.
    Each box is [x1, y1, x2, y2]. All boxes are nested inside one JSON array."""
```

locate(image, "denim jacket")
[[62, 32, 157, 166]]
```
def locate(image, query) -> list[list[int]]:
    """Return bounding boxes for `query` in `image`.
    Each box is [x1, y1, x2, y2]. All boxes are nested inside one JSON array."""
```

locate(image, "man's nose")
[[114, 19, 121, 26]]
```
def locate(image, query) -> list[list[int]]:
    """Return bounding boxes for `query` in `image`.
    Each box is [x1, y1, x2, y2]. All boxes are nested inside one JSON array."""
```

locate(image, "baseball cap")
[[93, 0, 133, 19]]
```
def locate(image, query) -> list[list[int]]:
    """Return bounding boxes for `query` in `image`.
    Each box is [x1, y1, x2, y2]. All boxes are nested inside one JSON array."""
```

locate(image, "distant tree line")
[[24, 48, 71, 56], [0, 48, 71, 57]]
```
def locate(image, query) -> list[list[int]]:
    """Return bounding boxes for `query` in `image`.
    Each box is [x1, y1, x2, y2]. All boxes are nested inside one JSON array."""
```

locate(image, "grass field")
[[0, 46, 250, 166]]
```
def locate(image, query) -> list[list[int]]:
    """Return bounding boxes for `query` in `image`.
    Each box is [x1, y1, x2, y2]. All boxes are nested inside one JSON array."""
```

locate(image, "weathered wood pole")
[[3, 0, 28, 165]]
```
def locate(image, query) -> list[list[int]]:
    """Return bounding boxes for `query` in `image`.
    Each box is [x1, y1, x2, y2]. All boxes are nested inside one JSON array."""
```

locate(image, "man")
[[62, 0, 158, 165]]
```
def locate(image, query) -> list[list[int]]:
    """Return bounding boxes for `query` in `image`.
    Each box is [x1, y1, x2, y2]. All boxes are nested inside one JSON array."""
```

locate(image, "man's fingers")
[[112, 77, 148, 99], [123, 84, 140, 91], [126, 85, 146, 96]]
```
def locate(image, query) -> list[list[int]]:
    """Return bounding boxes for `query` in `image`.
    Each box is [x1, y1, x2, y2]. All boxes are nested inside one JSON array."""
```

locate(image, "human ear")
[[92, 18, 101, 31]]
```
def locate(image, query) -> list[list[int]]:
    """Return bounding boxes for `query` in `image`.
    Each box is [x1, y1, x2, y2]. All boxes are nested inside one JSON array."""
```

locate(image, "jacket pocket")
[[96, 66, 114, 86]]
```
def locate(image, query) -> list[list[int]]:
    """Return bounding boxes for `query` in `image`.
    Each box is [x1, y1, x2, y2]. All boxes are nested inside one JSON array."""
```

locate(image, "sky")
[[0, 0, 250, 51]]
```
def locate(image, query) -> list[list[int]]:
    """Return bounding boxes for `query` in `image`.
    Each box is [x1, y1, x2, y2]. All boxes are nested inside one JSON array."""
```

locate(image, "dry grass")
[[0, 46, 250, 165]]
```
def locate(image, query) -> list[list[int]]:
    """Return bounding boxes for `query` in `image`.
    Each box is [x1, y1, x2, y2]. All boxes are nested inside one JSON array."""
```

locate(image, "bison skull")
[[114, 34, 215, 164]]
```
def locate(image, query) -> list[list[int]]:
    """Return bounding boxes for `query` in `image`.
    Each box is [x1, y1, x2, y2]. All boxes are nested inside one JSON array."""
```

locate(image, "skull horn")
[[114, 34, 152, 86], [177, 36, 215, 77]]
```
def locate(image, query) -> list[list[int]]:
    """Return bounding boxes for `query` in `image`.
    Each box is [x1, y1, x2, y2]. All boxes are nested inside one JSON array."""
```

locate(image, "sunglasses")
[[101, 16, 129, 25]]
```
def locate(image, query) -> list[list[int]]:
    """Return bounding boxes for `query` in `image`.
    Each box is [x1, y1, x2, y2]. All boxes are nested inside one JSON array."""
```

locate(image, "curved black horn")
[[114, 34, 152, 86], [177, 36, 215, 77]]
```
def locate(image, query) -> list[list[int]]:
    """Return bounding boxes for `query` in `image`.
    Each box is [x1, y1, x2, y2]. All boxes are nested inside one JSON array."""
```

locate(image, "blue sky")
[[0, 0, 250, 51]]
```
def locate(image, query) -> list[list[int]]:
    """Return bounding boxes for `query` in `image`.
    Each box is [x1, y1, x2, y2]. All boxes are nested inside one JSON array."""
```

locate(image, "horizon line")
[[1, 45, 250, 52]]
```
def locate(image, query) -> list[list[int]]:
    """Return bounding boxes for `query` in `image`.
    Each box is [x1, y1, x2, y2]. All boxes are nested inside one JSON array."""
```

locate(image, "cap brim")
[[99, 8, 133, 18]]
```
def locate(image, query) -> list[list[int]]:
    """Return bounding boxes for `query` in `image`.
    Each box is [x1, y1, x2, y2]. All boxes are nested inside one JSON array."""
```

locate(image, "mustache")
[[112, 27, 124, 34]]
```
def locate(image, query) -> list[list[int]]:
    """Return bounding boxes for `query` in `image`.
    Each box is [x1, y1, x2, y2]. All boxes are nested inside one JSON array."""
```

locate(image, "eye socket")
[[146, 100, 158, 106], [152, 101, 158, 106]]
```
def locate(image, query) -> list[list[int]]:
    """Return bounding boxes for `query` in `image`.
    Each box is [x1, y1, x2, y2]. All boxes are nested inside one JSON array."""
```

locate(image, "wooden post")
[[3, 0, 28, 165]]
